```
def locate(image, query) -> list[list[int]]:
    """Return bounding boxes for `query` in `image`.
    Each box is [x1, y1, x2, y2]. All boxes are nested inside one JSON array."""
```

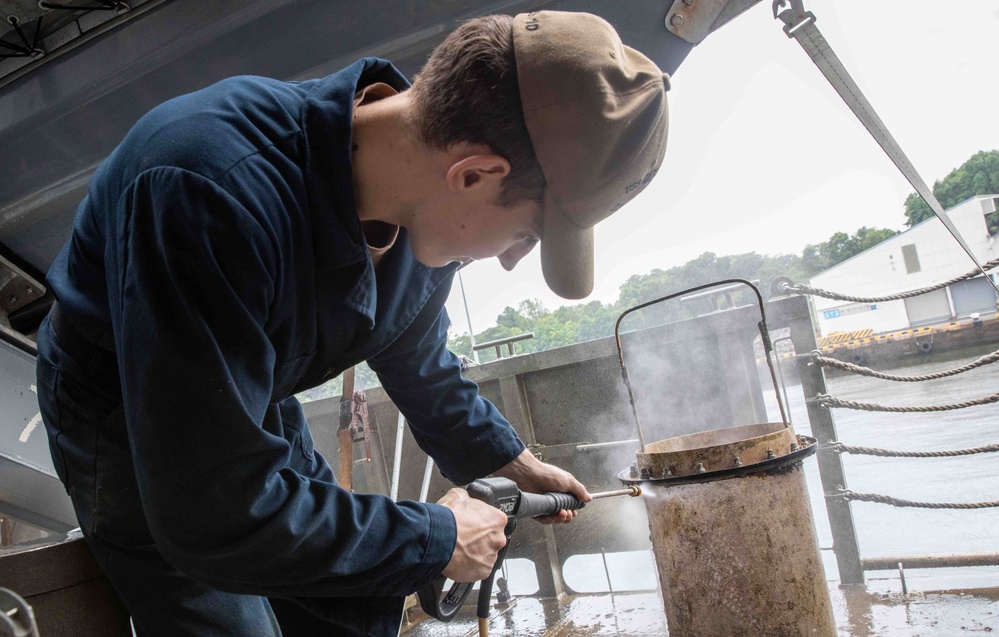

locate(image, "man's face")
[[409, 195, 543, 270], [404, 148, 544, 270]]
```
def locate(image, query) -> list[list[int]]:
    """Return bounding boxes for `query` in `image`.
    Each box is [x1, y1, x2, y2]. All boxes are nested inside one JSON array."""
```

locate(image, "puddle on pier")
[[401, 593, 666, 637], [831, 585, 999, 636], [403, 587, 999, 636]]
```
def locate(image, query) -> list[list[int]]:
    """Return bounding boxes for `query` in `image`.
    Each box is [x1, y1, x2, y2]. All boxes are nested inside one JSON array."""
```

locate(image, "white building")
[[809, 195, 999, 337]]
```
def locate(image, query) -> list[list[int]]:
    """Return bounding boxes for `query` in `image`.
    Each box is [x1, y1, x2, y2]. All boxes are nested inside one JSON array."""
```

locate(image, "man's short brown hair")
[[409, 15, 545, 207]]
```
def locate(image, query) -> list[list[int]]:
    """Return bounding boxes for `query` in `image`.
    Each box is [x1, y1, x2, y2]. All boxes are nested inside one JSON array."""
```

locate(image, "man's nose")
[[497, 240, 537, 271]]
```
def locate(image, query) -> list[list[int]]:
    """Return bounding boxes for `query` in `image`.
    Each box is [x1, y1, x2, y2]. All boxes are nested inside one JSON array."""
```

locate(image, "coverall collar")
[[300, 58, 414, 329]]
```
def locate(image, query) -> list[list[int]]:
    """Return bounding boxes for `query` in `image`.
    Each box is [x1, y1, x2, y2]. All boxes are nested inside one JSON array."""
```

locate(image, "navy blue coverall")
[[35, 58, 526, 636]]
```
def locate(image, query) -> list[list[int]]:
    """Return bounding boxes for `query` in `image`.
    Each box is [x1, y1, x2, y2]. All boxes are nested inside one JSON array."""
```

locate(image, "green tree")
[[904, 149, 999, 226], [853, 226, 898, 252], [445, 234, 892, 364], [517, 299, 549, 322], [533, 315, 578, 352], [576, 300, 618, 342], [802, 227, 897, 273], [448, 333, 473, 359], [496, 306, 531, 331]]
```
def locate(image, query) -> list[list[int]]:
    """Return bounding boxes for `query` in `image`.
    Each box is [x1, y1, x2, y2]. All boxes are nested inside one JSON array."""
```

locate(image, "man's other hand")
[[494, 449, 591, 524], [438, 488, 508, 583]]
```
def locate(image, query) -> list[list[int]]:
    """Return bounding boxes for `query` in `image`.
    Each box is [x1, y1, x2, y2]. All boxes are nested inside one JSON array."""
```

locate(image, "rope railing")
[[812, 392, 999, 413], [825, 441, 999, 458], [810, 352, 999, 511], [809, 348, 999, 382], [783, 257, 999, 303], [830, 489, 999, 510]]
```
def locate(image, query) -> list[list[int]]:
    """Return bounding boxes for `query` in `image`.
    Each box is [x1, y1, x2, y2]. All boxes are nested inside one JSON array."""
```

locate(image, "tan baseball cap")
[[512, 11, 670, 299]]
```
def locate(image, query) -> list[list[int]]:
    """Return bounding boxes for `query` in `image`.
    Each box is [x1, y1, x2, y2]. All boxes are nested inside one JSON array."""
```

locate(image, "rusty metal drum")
[[620, 422, 836, 637]]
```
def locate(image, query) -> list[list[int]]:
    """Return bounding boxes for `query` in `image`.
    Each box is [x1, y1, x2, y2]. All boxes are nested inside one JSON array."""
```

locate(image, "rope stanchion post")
[[769, 293, 865, 584]]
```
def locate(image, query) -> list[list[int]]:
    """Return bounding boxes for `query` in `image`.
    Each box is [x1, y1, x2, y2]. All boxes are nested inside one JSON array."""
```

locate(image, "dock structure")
[[2, 292, 997, 635], [815, 314, 999, 368]]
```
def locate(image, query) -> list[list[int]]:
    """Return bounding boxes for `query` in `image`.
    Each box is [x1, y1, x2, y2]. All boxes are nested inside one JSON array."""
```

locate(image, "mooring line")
[[830, 489, 999, 510], [809, 349, 999, 382], [783, 257, 999, 303], [812, 392, 999, 412], [824, 441, 999, 458]]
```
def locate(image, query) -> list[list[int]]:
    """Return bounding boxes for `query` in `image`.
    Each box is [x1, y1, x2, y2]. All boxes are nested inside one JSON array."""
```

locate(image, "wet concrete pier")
[[402, 587, 999, 636]]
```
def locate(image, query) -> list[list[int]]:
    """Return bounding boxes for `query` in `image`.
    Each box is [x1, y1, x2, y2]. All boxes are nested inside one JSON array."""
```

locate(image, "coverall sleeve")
[[367, 290, 526, 486], [105, 166, 455, 597]]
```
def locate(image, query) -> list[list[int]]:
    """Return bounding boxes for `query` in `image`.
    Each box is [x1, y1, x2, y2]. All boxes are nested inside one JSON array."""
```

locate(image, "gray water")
[[786, 352, 999, 592]]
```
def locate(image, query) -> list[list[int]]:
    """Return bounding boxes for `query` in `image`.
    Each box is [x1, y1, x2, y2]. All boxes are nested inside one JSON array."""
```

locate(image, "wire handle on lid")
[[614, 279, 789, 452]]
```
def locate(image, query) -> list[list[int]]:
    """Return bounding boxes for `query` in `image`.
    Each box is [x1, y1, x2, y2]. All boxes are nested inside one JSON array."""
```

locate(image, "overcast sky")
[[444, 0, 999, 338]]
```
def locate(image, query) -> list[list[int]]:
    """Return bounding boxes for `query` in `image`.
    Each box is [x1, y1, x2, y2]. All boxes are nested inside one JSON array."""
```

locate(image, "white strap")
[[774, 0, 999, 295]]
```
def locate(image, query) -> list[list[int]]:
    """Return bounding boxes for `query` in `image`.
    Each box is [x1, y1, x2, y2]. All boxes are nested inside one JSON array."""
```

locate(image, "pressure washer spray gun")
[[416, 476, 641, 636]]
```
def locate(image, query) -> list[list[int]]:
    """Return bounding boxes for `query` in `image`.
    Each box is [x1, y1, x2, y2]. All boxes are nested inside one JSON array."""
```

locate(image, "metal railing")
[[473, 332, 535, 359]]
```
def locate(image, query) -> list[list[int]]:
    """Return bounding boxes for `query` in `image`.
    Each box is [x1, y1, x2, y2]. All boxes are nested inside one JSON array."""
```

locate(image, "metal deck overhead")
[[0, 0, 696, 277]]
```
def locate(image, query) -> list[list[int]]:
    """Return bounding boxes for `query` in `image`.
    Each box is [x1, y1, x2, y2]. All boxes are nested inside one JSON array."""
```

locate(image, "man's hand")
[[494, 449, 591, 524], [438, 488, 508, 583]]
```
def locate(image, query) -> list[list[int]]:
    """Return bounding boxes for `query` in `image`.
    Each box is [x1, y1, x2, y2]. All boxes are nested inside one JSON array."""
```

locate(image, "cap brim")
[[540, 190, 594, 300]]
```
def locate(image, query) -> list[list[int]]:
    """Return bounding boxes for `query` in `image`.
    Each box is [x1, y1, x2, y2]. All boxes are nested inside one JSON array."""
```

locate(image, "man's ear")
[[445, 154, 511, 193]]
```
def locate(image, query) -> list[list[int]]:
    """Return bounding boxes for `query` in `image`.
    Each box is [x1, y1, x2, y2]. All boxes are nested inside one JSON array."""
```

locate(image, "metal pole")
[[771, 294, 865, 585], [863, 552, 999, 571], [590, 486, 642, 500], [390, 412, 405, 501], [458, 270, 479, 364], [600, 549, 614, 594], [418, 455, 434, 503], [576, 439, 640, 452]]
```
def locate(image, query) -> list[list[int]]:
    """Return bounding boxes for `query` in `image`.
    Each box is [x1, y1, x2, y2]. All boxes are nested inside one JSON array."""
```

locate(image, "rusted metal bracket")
[[350, 392, 372, 461], [528, 442, 582, 462], [665, 0, 762, 44], [338, 391, 371, 449], [336, 368, 372, 491], [337, 389, 371, 444]]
